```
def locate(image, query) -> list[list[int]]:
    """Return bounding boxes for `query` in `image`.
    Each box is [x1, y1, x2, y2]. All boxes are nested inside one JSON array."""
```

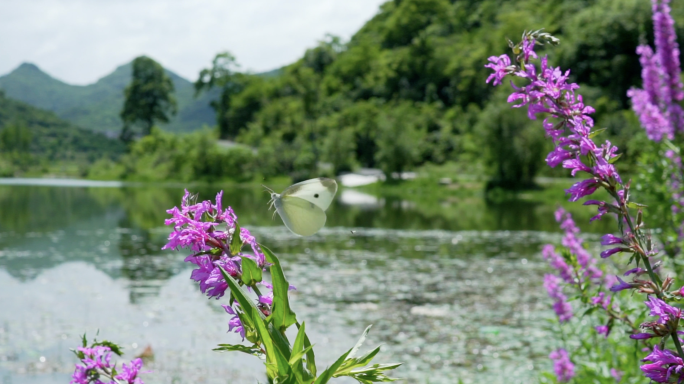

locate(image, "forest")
[[1, 0, 681, 190]]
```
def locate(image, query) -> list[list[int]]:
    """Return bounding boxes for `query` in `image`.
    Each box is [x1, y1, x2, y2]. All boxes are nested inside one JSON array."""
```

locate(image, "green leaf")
[[213, 343, 263, 356], [230, 222, 244, 256], [297, 322, 317, 377], [241, 256, 263, 286], [219, 266, 261, 331], [289, 345, 314, 367], [581, 307, 598, 318], [348, 325, 372, 359], [81, 333, 88, 348], [92, 340, 124, 356], [261, 245, 297, 331], [253, 306, 292, 380], [608, 153, 622, 164], [627, 202, 648, 209], [268, 321, 293, 357], [588, 128, 607, 138], [290, 322, 311, 383], [313, 348, 352, 384]]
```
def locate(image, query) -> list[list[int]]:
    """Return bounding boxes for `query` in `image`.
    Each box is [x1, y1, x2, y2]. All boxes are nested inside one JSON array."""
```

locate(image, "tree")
[[120, 56, 177, 143], [194, 52, 247, 139]]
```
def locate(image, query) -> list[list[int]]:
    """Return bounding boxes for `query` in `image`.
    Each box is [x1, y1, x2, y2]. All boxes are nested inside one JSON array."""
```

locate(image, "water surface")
[[0, 180, 611, 383]]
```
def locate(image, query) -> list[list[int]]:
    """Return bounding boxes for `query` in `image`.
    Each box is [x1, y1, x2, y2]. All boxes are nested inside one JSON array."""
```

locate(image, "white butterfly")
[[265, 178, 338, 236]]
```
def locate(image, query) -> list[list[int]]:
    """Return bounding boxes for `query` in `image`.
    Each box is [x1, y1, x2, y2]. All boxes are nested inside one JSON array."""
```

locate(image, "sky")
[[0, 0, 386, 85]]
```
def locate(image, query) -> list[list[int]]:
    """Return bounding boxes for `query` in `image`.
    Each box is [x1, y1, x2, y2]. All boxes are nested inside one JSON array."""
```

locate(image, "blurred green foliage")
[[87, 127, 258, 182], [192, 0, 679, 187]]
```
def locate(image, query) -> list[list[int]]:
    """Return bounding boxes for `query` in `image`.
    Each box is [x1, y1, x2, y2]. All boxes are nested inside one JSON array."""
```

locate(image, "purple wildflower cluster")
[[163, 190, 290, 339], [485, 25, 684, 383], [631, 0, 684, 260], [549, 348, 575, 383], [70, 346, 144, 384], [628, 0, 684, 141], [542, 208, 610, 327]]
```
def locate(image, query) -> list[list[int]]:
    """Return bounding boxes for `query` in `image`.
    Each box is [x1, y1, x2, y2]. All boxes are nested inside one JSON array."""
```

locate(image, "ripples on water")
[[0, 181, 611, 383]]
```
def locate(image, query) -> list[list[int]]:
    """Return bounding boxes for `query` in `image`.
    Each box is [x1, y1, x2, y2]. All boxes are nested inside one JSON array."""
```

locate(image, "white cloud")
[[0, 0, 385, 85]]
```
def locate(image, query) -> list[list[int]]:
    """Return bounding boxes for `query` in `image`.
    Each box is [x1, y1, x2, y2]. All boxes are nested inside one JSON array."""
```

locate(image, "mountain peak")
[[15, 62, 44, 73]]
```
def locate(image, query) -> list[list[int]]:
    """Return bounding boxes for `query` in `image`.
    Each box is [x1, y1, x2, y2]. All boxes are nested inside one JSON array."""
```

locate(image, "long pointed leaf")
[[313, 349, 351, 384], [348, 325, 372, 359], [219, 266, 262, 332], [296, 322, 317, 377], [261, 245, 297, 331], [254, 306, 290, 379]]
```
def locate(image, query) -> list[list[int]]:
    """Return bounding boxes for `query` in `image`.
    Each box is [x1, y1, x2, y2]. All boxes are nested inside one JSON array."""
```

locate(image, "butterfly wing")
[[281, 177, 338, 211], [275, 195, 327, 236]]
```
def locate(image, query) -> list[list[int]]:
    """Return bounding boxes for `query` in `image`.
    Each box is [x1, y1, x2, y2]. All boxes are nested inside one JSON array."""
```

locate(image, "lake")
[[0, 179, 613, 383]]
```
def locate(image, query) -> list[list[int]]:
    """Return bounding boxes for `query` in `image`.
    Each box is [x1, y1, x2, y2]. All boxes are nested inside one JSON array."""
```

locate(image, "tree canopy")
[[121, 56, 177, 142]]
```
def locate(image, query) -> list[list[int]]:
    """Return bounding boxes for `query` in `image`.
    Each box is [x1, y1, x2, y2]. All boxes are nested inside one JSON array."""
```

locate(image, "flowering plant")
[[70, 334, 145, 384], [161, 190, 400, 383], [484, 1, 684, 380]]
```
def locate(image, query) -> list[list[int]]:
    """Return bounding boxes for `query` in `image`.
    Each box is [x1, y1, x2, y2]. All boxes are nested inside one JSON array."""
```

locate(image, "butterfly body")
[[267, 178, 338, 236]]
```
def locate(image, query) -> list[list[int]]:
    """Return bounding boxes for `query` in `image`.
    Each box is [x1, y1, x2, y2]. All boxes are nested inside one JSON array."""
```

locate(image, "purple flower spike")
[[549, 349, 575, 383], [641, 345, 684, 383]]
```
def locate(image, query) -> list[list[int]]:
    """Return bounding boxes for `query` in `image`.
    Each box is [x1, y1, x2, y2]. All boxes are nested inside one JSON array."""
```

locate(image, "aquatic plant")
[[484, 2, 684, 380]]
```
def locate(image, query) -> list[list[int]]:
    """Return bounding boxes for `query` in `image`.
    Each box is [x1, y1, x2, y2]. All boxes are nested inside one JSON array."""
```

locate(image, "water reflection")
[[0, 181, 613, 384]]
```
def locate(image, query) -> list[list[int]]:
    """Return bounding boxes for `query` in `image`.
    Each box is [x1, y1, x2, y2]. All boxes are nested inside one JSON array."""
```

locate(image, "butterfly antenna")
[[262, 184, 274, 194]]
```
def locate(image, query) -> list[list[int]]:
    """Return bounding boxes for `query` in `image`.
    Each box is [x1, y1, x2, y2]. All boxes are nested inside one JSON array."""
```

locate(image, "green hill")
[[0, 61, 219, 134], [0, 90, 125, 160], [206, 0, 679, 186]]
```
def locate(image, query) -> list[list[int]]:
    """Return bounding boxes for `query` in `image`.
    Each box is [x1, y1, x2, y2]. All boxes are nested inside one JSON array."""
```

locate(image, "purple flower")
[[553, 299, 573, 323], [542, 245, 574, 283], [521, 38, 538, 62], [624, 267, 646, 276], [549, 348, 575, 383], [222, 304, 246, 340], [631, 333, 656, 340], [600, 247, 627, 259], [595, 324, 610, 338], [485, 54, 512, 86], [644, 296, 684, 324], [566, 179, 599, 202], [601, 234, 624, 245], [544, 274, 565, 300], [115, 358, 145, 384], [78, 346, 113, 370], [610, 368, 623, 383], [590, 292, 611, 310], [69, 366, 88, 384], [641, 345, 684, 383], [610, 276, 635, 292]]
